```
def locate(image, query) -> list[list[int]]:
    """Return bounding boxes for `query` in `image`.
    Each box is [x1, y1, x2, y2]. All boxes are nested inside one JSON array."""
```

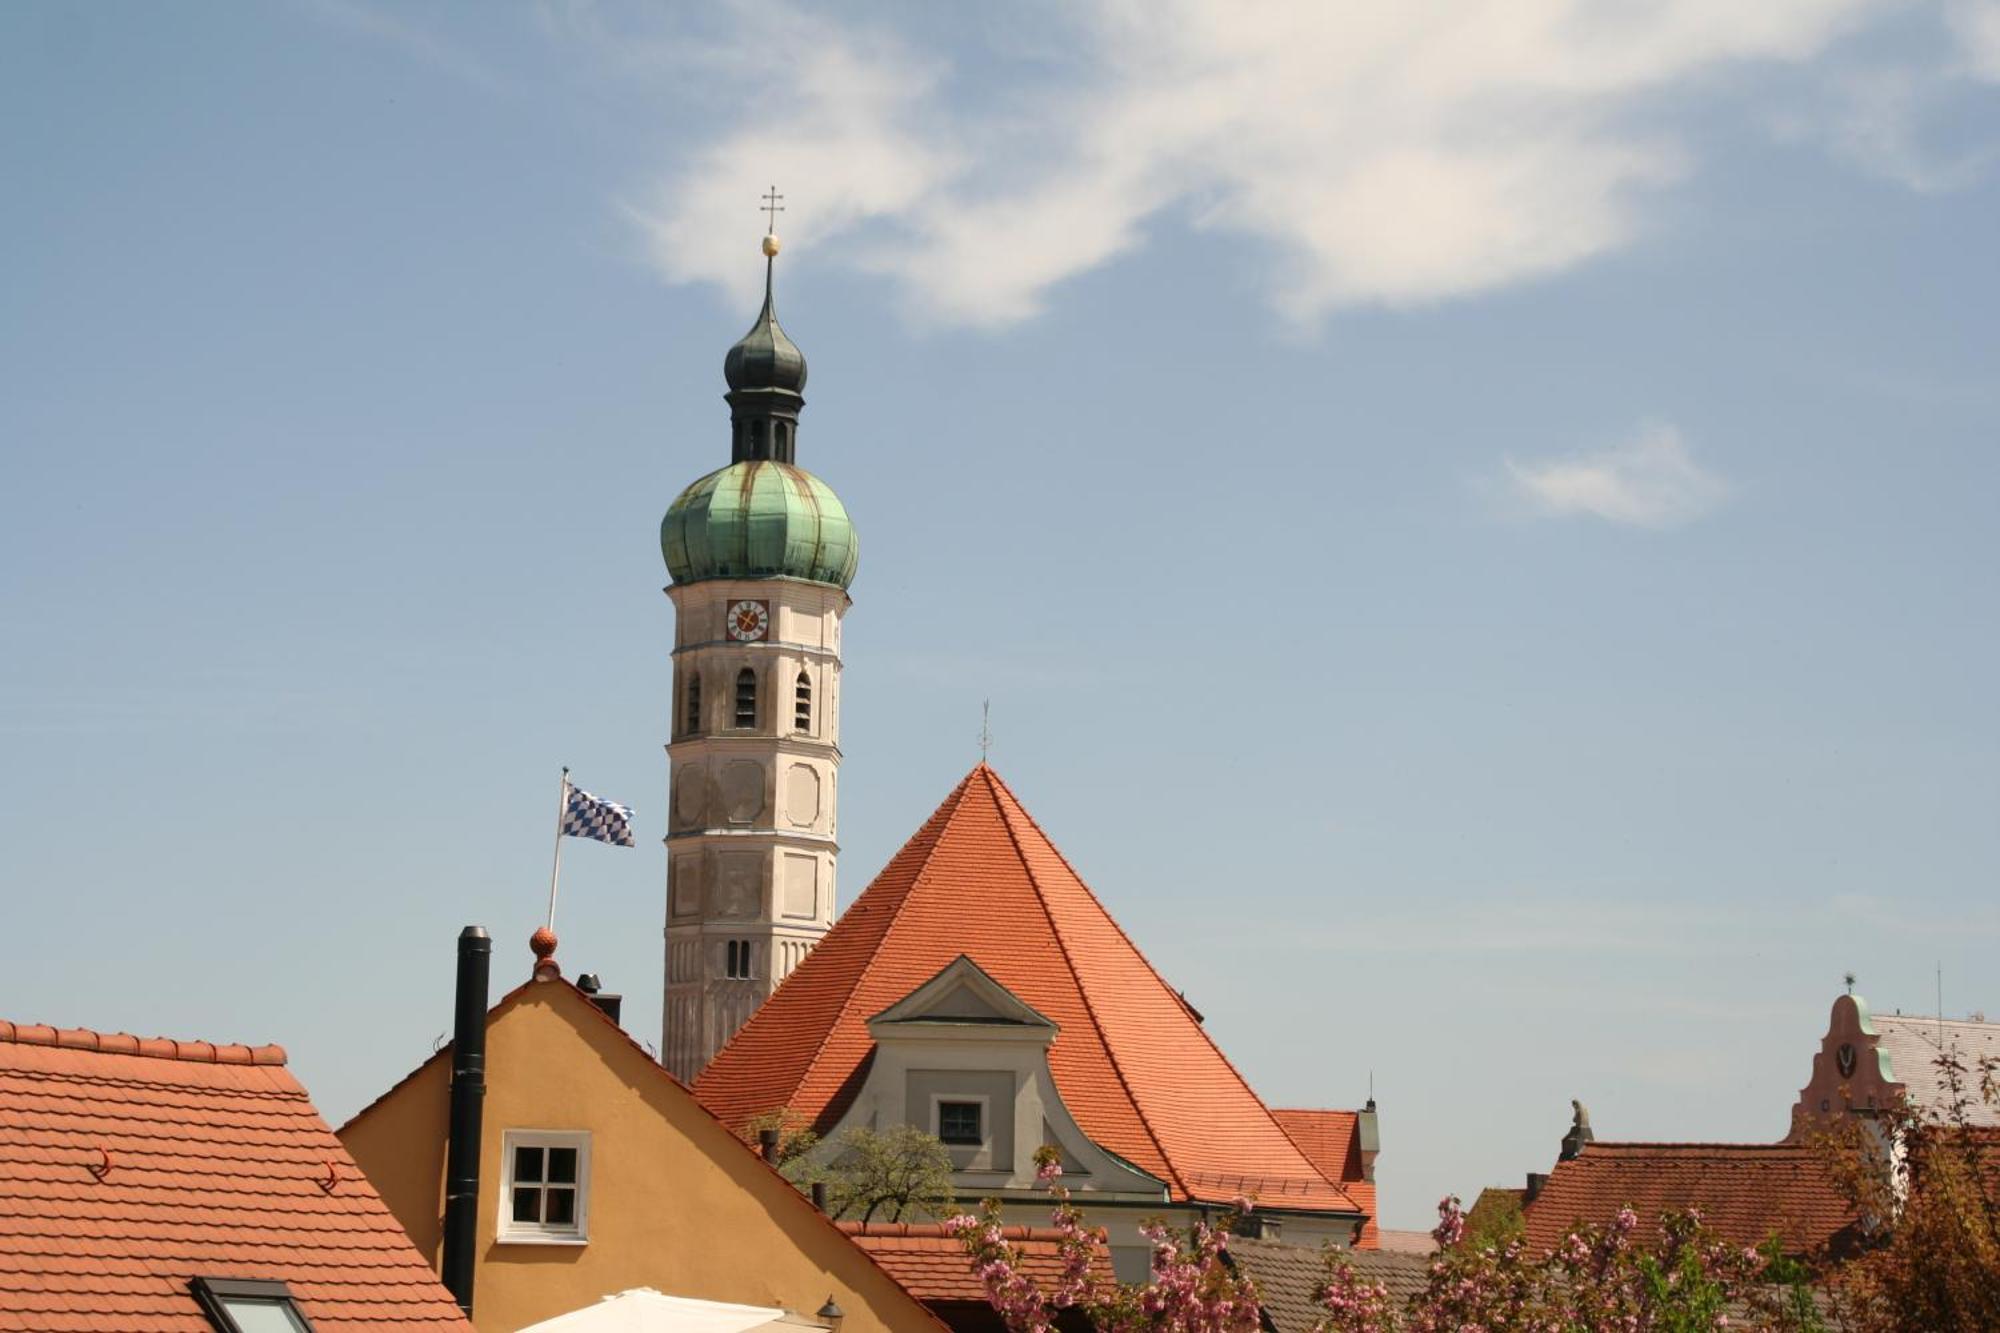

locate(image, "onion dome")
[[723, 236, 807, 394], [662, 461, 857, 589], [663, 226, 858, 591]]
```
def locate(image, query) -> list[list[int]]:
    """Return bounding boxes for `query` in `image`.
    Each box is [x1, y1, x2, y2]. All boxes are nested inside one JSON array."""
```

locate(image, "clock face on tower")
[[726, 599, 771, 642]]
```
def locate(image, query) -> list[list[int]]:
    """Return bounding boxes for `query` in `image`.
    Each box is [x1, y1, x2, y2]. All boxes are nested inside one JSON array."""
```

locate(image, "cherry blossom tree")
[[947, 1146, 1261, 1333]]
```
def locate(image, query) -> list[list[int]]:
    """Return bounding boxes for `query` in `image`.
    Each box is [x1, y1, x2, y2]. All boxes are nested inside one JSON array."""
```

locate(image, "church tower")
[[658, 226, 858, 1082]]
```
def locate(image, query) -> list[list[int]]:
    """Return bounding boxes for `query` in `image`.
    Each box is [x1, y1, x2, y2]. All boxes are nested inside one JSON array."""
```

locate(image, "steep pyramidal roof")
[[695, 764, 1361, 1214]]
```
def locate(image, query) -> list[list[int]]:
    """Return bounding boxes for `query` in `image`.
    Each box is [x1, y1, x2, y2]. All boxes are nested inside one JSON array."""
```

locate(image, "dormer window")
[[499, 1130, 590, 1244], [937, 1099, 984, 1146], [190, 1278, 313, 1332]]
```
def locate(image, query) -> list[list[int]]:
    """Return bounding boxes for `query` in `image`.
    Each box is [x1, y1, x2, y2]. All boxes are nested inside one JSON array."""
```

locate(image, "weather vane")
[[979, 699, 992, 762], [761, 186, 785, 234]]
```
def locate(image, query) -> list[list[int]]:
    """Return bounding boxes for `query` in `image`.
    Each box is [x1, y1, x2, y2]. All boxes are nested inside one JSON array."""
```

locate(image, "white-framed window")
[[499, 1129, 590, 1244], [932, 1094, 988, 1147]]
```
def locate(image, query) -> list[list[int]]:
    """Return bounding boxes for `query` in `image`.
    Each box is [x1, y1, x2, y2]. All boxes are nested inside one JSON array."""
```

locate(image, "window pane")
[[512, 1186, 541, 1223], [544, 1186, 576, 1227], [514, 1145, 543, 1183], [547, 1147, 577, 1184], [939, 1101, 982, 1144], [216, 1297, 311, 1333]]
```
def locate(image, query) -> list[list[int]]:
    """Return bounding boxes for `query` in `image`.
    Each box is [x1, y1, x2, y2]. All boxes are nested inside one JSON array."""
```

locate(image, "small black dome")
[[723, 272, 807, 394]]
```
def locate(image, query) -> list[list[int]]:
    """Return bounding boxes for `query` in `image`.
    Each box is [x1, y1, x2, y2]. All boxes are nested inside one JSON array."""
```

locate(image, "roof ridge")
[[339, 977, 948, 1332], [0, 1019, 285, 1066], [980, 767, 1360, 1213], [978, 765, 1187, 1200]]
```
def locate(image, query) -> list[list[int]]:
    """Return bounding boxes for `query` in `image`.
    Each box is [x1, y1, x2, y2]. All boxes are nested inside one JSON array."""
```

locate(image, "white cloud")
[[1504, 424, 1731, 528], [606, 0, 1996, 328], [1947, 1, 2000, 79]]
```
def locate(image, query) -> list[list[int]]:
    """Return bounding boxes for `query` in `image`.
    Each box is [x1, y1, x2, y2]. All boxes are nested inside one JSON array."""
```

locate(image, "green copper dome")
[[662, 460, 858, 589]]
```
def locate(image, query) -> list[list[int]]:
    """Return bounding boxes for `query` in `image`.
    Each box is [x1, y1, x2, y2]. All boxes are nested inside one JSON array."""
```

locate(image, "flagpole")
[[546, 766, 569, 934]]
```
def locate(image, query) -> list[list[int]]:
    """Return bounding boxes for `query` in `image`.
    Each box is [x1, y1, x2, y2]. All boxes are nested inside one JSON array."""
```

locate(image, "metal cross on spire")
[[761, 186, 785, 233], [978, 699, 992, 763]]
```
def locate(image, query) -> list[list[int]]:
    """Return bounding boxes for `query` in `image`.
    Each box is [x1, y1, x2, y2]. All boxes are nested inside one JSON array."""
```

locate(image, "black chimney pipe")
[[442, 926, 491, 1316]]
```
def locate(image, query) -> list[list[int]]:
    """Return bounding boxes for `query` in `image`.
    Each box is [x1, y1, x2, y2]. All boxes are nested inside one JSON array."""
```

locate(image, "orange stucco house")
[[337, 934, 943, 1333]]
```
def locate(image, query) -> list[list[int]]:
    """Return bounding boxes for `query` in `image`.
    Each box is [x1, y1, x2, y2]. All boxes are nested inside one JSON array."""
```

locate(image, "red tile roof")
[[1272, 1110, 1377, 1247], [1521, 1143, 1859, 1257], [694, 765, 1362, 1216], [0, 1018, 470, 1331], [837, 1223, 1112, 1303]]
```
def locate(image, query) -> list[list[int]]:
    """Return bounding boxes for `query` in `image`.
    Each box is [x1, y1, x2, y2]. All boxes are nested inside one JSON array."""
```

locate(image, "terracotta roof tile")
[[695, 765, 1362, 1217], [0, 1020, 469, 1330], [1270, 1110, 1376, 1248], [1520, 1142, 1859, 1257], [838, 1222, 1113, 1304]]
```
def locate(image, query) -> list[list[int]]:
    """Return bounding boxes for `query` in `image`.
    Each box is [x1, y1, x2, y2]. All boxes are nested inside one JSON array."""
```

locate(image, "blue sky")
[[3, 2, 1997, 1230]]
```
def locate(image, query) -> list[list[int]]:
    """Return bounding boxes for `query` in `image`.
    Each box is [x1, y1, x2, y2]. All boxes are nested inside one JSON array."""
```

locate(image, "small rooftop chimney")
[[1524, 1171, 1549, 1204], [576, 972, 623, 1026], [759, 1127, 781, 1165], [442, 927, 491, 1316], [1356, 1097, 1381, 1183]]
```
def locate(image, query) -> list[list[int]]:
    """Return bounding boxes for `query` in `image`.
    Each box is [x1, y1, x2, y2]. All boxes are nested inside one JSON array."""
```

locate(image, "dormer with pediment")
[[813, 957, 1166, 1203]]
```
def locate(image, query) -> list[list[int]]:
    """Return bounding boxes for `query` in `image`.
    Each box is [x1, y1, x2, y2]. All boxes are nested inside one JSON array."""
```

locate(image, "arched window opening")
[[725, 940, 753, 980], [734, 668, 757, 728], [683, 672, 702, 735], [749, 420, 766, 459], [794, 670, 812, 732]]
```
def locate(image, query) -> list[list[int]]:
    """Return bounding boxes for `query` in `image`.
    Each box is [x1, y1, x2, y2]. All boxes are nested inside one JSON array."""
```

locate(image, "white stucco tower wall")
[[657, 232, 857, 1083], [662, 579, 846, 1081]]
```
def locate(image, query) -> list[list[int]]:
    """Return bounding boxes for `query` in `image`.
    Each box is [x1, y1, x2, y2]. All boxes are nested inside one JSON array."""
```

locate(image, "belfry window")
[[794, 670, 812, 732], [734, 668, 757, 727], [725, 939, 753, 980], [683, 673, 702, 735]]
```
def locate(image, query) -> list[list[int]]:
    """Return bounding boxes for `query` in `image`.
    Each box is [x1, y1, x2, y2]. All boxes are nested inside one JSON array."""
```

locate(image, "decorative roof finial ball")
[[762, 233, 781, 258], [529, 926, 560, 980]]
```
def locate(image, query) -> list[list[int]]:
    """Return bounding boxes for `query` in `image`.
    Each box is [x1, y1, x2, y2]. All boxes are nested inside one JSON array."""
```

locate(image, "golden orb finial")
[[762, 233, 781, 258]]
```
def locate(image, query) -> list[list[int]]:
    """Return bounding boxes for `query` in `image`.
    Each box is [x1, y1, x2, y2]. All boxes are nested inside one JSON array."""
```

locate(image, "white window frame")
[[931, 1093, 990, 1148], [498, 1129, 591, 1245]]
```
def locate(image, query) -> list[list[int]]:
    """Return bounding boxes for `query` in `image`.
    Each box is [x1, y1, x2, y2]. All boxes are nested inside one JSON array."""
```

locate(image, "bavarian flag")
[[560, 781, 636, 847]]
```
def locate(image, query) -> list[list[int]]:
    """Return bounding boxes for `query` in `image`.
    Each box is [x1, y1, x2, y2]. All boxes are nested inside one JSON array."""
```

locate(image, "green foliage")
[[1457, 1188, 1525, 1252], [799, 1123, 958, 1224]]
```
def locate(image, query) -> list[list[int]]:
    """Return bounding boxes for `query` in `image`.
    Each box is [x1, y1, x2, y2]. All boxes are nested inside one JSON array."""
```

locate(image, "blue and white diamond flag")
[[560, 781, 636, 847]]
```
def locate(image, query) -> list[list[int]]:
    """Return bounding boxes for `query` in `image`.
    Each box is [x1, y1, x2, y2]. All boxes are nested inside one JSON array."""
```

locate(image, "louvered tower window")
[[794, 671, 812, 732], [683, 673, 701, 735], [734, 668, 757, 727]]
